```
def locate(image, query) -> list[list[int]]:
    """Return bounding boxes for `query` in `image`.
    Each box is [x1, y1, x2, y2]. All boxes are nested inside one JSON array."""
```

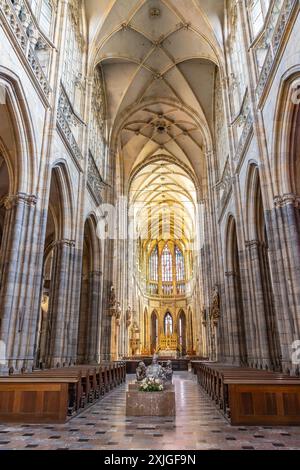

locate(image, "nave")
[[0, 1, 300, 454], [0, 373, 299, 451]]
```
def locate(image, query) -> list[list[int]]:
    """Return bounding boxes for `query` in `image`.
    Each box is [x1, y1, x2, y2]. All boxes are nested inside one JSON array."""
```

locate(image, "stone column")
[[224, 271, 244, 364], [271, 195, 300, 372], [245, 240, 273, 369], [100, 239, 114, 361], [200, 314, 208, 358], [64, 243, 83, 365], [110, 315, 117, 360], [0, 193, 39, 372], [86, 270, 103, 363], [46, 239, 76, 367]]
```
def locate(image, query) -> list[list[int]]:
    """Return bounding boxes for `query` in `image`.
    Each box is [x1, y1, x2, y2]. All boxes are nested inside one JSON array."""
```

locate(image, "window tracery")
[[62, 0, 84, 109], [162, 244, 173, 283], [89, 67, 106, 176], [164, 312, 173, 335], [28, 0, 54, 37], [228, 1, 247, 115], [175, 246, 185, 282], [149, 245, 158, 282]]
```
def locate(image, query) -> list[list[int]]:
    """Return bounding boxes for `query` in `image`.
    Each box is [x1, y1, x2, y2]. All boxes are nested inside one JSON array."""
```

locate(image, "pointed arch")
[[225, 215, 247, 365], [84, 213, 102, 271], [162, 243, 173, 282], [150, 310, 158, 354], [77, 214, 102, 363], [246, 164, 281, 370], [149, 244, 158, 281], [164, 311, 173, 336], [0, 67, 37, 195], [175, 245, 185, 281], [50, 161, 75, 240], [188, 307, 194, 355], [178, 309, 187, 356], [143, 307, 148, 353], [272, 68, 300, 196]]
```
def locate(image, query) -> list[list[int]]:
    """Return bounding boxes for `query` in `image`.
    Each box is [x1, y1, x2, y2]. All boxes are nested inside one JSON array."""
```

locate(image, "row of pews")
[[192, 361, 300, 425], [0, 362, 126, 424]]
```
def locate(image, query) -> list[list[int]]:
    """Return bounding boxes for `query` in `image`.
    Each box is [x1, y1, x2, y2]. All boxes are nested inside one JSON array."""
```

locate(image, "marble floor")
[[0, 372, 300, 450]]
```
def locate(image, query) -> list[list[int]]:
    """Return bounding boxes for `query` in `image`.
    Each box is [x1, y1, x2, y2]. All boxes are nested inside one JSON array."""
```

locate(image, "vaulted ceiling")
[[129, 156, 197, 241], [85, 0, 225, 242]]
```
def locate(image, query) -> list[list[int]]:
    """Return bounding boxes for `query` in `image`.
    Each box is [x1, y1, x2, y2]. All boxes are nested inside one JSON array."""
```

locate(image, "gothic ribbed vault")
[[87, 0, 224, 186]]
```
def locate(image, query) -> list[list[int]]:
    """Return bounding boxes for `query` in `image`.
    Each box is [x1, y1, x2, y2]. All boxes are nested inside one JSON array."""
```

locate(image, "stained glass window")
[[162, 245, 173, 282], [149, 245, 158, 281], [164, 312, 173, 335], [175, 246, 185, 281]]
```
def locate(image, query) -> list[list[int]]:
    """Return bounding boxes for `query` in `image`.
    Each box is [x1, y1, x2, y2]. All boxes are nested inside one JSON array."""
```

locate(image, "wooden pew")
[[0, 374, 79, 423], [15, 368, 89, 412], [0, 362, 126, 424], [194, 362, 300, 425]]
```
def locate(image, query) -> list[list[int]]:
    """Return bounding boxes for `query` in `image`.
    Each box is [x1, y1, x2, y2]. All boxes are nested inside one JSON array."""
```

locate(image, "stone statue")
[[109, 285, 116, 308], [201, 306, 207, 325], [108, 285, 117, 317], [41, 294, 49, 314], [164, 360, 173, 384], [146, 354, 165, 381], [116, 302, 121, 319], [136, 361, 146, 382], [129, 322, 140, 356], [115, 302, 121, 326], [126, 306, 132, 328], [211, 285, 220, 323]]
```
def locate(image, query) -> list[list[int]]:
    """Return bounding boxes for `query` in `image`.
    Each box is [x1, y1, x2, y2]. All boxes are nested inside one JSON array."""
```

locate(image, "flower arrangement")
[[139, 377, 164, 392]]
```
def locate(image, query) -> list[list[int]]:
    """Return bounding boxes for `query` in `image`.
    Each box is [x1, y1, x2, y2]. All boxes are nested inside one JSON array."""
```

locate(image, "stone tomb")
[[126, 383, 175, 416]]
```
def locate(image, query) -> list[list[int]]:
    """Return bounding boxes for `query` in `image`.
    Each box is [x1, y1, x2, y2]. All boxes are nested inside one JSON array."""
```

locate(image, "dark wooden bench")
[[193, 362, 300, 425], [0, 362, 126, 424], [0, 374, 79, 423]]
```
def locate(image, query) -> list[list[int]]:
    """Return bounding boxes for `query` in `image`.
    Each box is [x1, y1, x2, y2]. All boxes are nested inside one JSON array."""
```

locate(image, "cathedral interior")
[[0, 0, 300, 452]]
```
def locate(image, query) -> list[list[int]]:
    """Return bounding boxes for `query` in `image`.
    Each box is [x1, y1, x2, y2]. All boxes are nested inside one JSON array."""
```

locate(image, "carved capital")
[[225, 271, 237, 278], [0, 193, 37, 210], [245, 239, 260, 248], [91, 270, 102, 277], [274, 193, 300, 208], [54, 239, 76, 248]]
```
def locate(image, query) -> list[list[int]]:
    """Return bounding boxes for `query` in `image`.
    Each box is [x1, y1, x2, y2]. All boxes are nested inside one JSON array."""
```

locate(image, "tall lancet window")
[[149, 245, 158, 281], [164, 313, 173, 336], [249, 0, 264, 37], [62, 0, 83, 107], [89, 67, 105, 175], [162, 245, 173, 282], [175, 246, 185, 281], [28, 0, 53, 37]]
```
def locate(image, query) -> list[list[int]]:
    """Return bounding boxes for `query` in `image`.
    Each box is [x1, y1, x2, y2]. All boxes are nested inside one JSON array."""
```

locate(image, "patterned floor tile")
[[0, 372, 299, 449]]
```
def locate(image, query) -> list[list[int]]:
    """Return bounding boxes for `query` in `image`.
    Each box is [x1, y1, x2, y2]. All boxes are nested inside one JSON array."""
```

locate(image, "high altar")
[[157, 333, 180, 358]]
